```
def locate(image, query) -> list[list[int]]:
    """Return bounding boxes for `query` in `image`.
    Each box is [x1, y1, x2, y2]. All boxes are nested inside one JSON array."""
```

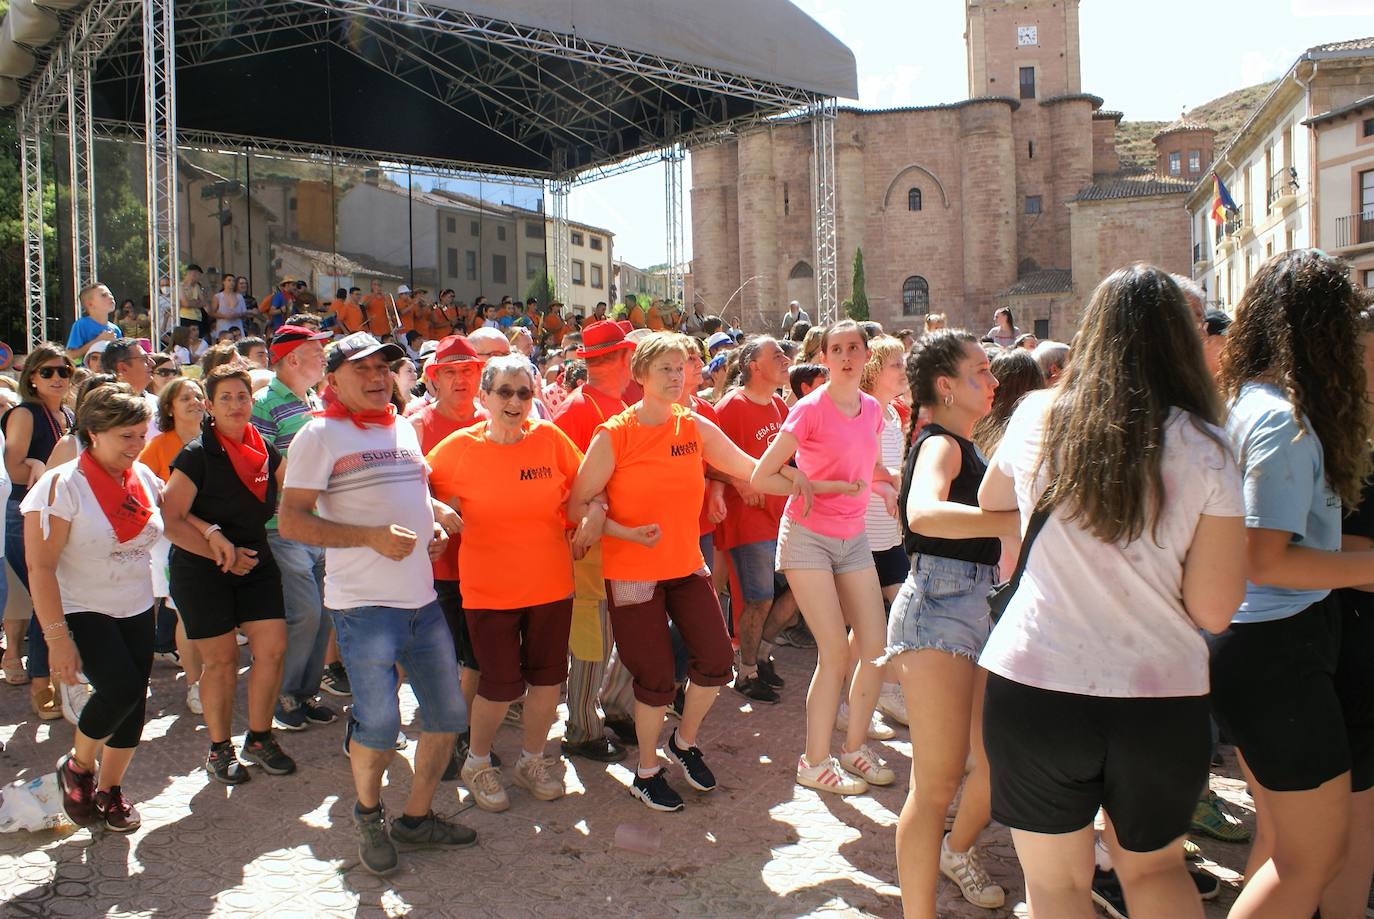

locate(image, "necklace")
[[40, 403, 67, 442]]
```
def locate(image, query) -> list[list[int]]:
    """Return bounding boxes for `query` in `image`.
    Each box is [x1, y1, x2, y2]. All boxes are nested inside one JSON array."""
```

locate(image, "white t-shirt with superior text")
[[283, 417, 438, 611], [979, 389, 1244, 698]]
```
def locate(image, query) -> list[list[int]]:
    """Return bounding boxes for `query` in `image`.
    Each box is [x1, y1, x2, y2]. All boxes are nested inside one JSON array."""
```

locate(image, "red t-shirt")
[[414, 401, 486, 581], [691, 396, 720, 537], [714, 388, 789, 550], [552, 383, 626, 453]]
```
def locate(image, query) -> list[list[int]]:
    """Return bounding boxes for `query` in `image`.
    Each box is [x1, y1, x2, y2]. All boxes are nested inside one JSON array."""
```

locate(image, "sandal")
[[3, 655, 28, 686]]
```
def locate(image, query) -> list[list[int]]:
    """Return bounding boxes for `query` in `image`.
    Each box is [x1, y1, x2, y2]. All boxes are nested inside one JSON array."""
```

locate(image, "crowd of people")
[[2, 249, 1372, 919]]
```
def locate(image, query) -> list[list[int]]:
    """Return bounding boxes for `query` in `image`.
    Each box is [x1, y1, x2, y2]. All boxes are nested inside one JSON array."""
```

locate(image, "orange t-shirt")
[[646, 306, 665, 332], [138, 430, 187, 482], [334, 300, 365, 334], [427, 420, 583, 609], [627, 304, 646, 329], [427, 305, 455, 339], [363, 294, 390, 335], [395, 295, 416, 332], [543, 312, 566, 346], [598, 403, 706, 581]]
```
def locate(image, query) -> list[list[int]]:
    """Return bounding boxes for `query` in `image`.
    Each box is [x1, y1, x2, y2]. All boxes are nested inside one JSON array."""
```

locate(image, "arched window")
[[908, 188, 922, 212], [789, 260, 814, 280], [902, 276, 929, 316]]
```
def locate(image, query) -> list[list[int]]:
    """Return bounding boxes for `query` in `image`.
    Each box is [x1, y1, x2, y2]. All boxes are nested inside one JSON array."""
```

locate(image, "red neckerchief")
[[316, 385, 396, 429], [78, 451, 153, 543], [213, 422, 270, 503]]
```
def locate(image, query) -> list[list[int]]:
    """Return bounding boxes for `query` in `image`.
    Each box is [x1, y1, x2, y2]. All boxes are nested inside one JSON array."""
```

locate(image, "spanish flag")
[[1211, 173, 1238, 226]]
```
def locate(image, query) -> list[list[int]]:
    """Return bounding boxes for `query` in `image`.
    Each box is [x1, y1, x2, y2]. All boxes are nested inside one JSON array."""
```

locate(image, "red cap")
[[576, 320, 637, 359], [269, 324, 331, 361], [424, 335, 481, 378]]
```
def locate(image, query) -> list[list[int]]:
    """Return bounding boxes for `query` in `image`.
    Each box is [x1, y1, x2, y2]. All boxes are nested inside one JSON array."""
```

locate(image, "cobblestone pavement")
[[0, 646, 1252, 918]]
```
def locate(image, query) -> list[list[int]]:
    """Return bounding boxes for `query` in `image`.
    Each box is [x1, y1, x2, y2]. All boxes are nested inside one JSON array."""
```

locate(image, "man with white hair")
[[780, 300, 810, 337], [1031, 340, 1070, 385], [1169, 273, 1208, 330]]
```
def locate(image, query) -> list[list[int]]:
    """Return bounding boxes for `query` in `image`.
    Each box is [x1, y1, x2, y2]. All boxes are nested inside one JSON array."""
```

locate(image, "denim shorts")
[[883, 553, 997, 663], [729, 539, 778, 602], [328, 600, 467, 750], [775, 517, 873, 575]]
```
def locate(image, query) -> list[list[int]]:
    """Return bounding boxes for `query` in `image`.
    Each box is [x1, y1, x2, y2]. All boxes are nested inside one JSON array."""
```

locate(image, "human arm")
[[699, 418, 810, 504], [568, 431, 616, 559], [276, 487, 418, 560], [161, 469, 241, 572], [605, 519, 662, 547], [45, 434, 79, 470], [1182, 514, 1247, 633], [23, 504, 83, 685], [1244, 528, 1374, 591], [908, 435, 1018, 539], [2, 409, 41, 486], [706, 479, 727, 524]]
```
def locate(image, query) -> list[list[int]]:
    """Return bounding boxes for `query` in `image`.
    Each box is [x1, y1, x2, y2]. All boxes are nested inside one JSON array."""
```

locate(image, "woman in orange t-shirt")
[[568, 332, 836, 813], [136, 376, 206, 712], [426, 354, 584, 812]]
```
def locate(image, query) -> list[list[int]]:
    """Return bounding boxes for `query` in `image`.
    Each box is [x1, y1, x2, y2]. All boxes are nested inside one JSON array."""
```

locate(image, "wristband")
[[41, 621, 69, 640], [202, 524, 222, 539]]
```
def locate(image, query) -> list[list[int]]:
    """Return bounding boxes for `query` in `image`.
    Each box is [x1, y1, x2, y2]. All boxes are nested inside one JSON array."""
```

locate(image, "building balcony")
[[1334, 211, 1374, 251], [1267, 167, 1300, 212]]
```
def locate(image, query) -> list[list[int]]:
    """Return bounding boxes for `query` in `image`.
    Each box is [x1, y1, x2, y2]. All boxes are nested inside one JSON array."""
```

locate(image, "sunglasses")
[[154, 367, 181, 378], [36, 366, 72, 380], [489, 386, 534, 402]]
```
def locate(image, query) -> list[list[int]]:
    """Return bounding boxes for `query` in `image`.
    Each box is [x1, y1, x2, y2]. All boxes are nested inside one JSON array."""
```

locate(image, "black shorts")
[[1208, 596, 1351, 792], [984, 672, 1210, 852], [436, 579, 479, 671], [169, 555, 285, 640], [872, 545, 911, 589], [1337, 590, 1374, 792]]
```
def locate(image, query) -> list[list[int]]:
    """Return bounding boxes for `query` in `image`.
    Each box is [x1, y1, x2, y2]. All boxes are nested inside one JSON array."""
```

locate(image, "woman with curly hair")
[[1212, 249, 1374, 919]]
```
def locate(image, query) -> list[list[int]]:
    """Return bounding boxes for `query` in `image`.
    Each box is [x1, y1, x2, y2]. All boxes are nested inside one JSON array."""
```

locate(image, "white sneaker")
[[186, 683, 203, 715], [460, 760, 509, 812], [940, 833, 1005, 909], [58, 677, 93, 727], [836, 703, 896, 741], [796, 754, 868, 796], [876, 685, 909, 726], [839, 743, 896, 786]]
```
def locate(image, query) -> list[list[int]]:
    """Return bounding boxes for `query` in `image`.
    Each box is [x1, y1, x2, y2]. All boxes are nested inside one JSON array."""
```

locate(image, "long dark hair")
[[1219, 249, 1370, 508], [1036, 264, 1225, 544], [972, 348, 1045, 455]]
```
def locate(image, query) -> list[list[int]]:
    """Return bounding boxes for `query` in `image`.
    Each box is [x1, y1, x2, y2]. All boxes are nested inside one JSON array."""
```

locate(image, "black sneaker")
[[442, 735, 466, 782], [321, 662, 352, 697], [775, 622, 816, 649], [206, 743, 252, 785], [241, 733, 297, 776], [273, 696, 308, 732], [631, 768, 684, 813], [733, 673, 781, 704], [756, 658, 785, 689], [1090, 868, 1127, 919], [1189, 865, 1219, 901], [560, 734, 627, 763], [303, 698, 338, 725], [667, 730, 717, 792], [666, 685, 686, 720], [604, 717, 638, 747], [343, 716, 408, 758], [353, 803, 398, 876], [389, 811, 478, 850]]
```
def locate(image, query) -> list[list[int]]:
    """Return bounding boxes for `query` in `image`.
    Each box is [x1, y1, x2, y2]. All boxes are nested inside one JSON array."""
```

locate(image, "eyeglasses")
[[36, 366, 72, 380], [154, 367, 180, 378], [489, 386, 534, 402]]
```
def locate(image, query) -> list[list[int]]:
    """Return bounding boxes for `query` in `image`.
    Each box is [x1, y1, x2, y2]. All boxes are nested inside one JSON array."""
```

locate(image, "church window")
[[908, 188, 922, 212], [1188, 150, 1201, 173], [1028, 140, 1035, 159], [784, 182, 790, 216], [901, 276, 929, 316], [1168, 152, 1181, 176], [1025, 195, 1042, 215], [1019, 67, 1036, 100]]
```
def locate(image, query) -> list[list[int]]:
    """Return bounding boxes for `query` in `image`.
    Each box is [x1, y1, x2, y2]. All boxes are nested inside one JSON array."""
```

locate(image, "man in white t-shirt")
[[103, 339, 160, 442], [278, 331, 473, 876]]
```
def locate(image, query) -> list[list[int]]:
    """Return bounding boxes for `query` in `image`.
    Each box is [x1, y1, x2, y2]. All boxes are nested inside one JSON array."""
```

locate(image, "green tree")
[[846, 247, 869, 321], [526, 269, 555, 308], [92, 140, 149, 308]]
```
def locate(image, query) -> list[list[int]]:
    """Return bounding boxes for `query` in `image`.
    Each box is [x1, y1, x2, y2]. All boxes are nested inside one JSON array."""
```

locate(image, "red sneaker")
[[55, 753, 98, 826], [93, 786, 141, 833]]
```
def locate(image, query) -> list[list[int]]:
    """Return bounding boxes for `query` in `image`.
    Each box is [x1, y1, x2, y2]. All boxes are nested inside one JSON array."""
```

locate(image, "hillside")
[[1114, 81, 1277, 171]]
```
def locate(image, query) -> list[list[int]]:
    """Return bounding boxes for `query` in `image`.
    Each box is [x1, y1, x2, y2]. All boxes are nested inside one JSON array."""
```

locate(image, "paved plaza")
[[0, 646, 1253, 918]]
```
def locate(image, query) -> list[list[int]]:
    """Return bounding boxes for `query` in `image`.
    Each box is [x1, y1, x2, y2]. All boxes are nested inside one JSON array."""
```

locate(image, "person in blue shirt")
[[1212, 249, 1374, 919], [65, 283, 123, 366]]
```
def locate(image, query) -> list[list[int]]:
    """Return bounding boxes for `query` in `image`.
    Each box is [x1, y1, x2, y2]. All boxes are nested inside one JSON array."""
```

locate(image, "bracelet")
[[41, 621, 69, 640], [202, 524, 222, 540]]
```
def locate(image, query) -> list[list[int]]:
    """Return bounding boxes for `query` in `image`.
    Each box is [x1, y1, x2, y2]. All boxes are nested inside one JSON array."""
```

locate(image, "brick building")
[[690, 0, 1195, 340]]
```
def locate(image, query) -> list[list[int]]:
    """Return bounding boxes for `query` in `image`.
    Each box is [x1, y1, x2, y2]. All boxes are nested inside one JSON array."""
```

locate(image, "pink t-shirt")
[[780, 386, 882, 539]]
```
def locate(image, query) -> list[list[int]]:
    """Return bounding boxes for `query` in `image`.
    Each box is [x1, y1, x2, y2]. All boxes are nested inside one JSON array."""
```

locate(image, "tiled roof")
[[1071, 175, 1194, 202], [998, 269, 1073, 297], [1304, 93, 1374, 127], [1093, 109, 1124, 122], [1309, 37, 1374, 54], [1150, 118, 1215, 142]]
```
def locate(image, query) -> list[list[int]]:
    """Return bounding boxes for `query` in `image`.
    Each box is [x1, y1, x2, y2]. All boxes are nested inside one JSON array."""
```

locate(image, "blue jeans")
[[6, 494, 45, 679], [328, 600, 467, 751], [268, 531, 332, 702], [883, 553, 997, 663]]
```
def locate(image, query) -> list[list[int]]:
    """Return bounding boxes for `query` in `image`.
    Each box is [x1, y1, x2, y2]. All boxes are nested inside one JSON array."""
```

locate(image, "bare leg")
[[1007, 826, 1098, 919], [892, 649, 976, 919], [947, 668, 992, 851], [634, 700, 667, 772], [1321, 785, 1374, 919], [194, 633, 242, 743], [174, 615, 202, 686], [402, 731, 455, 818], [350, 743, 393, 810], [783, 568, 848, 766], [675, 682, 718, 747], [240, 618, 287, 733], [1108, 826, 1203, 919], [459, 668, 479, 715], [467, 695, 508, 759], [96, 746, 136, 791], [836, 568, 886, 755], [735, 599, 772, 669], [521, 684, 561, 755]]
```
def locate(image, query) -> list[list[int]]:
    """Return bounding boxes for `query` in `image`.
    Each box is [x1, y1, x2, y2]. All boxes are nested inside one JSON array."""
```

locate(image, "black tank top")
[[897, 422, 1000, 565], [3, 402, 74, 500]]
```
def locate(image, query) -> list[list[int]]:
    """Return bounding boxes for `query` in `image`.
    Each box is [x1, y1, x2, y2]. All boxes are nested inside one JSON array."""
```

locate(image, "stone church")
[[689, 0, 1202, 340]]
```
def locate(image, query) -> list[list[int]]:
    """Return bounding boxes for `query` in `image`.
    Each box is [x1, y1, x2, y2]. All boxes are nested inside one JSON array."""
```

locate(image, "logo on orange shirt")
[[669, 441, 699, 457], [519, 466, 554, 481]]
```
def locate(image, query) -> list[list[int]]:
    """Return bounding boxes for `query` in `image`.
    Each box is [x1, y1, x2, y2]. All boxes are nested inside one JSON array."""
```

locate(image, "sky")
[[565, 0, 1374, 269]]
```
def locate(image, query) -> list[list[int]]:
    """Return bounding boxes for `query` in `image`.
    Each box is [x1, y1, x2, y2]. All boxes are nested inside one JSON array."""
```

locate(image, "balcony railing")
[[1267, 167, 1300, 209], [1335, 210, 1374, 249], [1193, 242, 1201, 262]]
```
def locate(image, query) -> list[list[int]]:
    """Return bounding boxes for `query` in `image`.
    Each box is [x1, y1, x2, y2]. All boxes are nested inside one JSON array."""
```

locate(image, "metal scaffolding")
[[142, 0, 178, 350], [550, 148, 571, 306], [20, 127, 46, 349], [811, 97, 839, 325], [66, 64, 98, 309], [663, 141, 685, 308]]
